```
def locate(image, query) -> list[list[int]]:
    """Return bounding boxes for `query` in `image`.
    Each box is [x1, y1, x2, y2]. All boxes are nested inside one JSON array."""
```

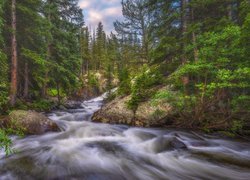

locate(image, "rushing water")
[[1, 94, 250, 180]]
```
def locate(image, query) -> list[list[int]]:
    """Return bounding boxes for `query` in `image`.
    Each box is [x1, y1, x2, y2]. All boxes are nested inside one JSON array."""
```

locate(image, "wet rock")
[[85, 141, 125, 155], [64, 101, 83, 109], [131, 131, 157, 141], [58, 105, 67, 110], [0, 155, 57, 180], [152, 136, 187, 153], [7, 110, 60, 135]]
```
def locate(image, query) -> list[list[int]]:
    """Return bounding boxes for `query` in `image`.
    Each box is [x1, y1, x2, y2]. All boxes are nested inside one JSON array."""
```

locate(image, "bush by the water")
[[127, 65, 163, 116]]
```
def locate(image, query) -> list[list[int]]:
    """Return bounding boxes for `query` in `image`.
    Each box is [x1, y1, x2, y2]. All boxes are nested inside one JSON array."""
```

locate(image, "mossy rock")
[[7, 110, 60, 135]]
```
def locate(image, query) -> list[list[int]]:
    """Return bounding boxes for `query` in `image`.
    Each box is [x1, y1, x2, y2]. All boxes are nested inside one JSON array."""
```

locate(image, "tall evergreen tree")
[[0, 0, 8, 108], [114, 0, 151, 63], [10, 0, 17, 106], [80, 27, 91, 76], [96, 22, 106, 70], [17, 0, 47, 99], [43, 0, 84, 101]]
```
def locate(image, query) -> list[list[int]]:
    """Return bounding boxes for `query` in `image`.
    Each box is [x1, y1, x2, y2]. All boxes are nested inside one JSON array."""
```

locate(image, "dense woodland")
[[0, 0, 250, 150]]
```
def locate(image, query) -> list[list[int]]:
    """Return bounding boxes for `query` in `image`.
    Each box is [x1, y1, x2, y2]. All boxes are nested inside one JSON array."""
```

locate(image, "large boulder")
[[6, 110, 60, 135], [92, 91, 171, 127]]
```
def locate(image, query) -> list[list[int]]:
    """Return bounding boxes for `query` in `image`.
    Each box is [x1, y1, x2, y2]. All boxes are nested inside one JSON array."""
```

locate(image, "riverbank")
[[92, 88, 250, 137]]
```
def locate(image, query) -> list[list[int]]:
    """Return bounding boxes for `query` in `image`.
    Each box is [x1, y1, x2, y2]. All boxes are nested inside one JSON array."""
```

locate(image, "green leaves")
[[0, 129, 12, 156], [22, 48, 46, 66], [127, 65, 163, 114], [118, 68, 131, 96]]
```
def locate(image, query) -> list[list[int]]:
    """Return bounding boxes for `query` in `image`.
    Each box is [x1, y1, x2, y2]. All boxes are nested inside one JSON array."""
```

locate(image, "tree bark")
[[80, 28, 85, 76], [181, 0, 188, 64], [10, 0, 17, 106], [42, 1, 51, 98], [191, 6, 198, 62], [23, 61, 29, 99], [141, 14, 149, 64], [227, 1, 233, 21]]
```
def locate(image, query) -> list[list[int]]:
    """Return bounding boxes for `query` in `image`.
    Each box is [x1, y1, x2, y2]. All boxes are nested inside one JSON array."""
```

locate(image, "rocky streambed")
[[0, 94, 250, 180]]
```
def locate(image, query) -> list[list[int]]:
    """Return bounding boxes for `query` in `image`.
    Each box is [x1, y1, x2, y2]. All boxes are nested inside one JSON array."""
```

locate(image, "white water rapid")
[[1, 94, 250, 180]]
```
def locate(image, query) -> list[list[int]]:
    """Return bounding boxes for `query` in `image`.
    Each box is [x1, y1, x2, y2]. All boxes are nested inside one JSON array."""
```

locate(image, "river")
[[0, 94, 250, 180]]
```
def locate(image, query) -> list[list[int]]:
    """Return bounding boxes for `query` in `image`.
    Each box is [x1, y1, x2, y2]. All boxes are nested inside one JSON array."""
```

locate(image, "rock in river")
[[5, 110, 60, 135]]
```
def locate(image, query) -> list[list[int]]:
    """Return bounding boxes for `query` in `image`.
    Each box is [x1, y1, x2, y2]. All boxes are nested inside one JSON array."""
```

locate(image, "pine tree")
[[10, 0, 17, 106], [43, 0, 84, 102], [80, 27, 91, 76], [17, 0, 47, 99], [0, 0, 7, 86], [0, 0, 8, 110], [114, 0, 151, 63], [96, 22, 106, 70]]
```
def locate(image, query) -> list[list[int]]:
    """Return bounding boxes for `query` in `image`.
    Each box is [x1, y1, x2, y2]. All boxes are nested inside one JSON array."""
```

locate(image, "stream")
[[0, 94, 250, 180]]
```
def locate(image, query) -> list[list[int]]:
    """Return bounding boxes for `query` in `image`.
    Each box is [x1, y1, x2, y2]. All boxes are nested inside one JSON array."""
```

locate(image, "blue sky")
[[78, 0, 123, 33]]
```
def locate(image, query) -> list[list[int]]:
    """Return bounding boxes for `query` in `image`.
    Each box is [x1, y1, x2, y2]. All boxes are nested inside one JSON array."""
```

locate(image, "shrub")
[[118, 68, 131, 96], [231, 120, 244, 134], [0, 129, 12, 155], [29, 99, 55, 111], [127, 65, 163, 117], [88, 73, 99, 87]]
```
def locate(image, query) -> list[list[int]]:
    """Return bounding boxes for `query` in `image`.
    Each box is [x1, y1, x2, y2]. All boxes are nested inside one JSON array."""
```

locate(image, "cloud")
[[78, 0, 123, 33], [103, 7, 122, 16], [88, 9, 103, 24], [79, 1, 91, 9]]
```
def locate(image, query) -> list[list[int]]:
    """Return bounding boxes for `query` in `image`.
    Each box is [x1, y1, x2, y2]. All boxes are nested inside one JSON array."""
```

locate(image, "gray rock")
[[7, 110, 60, 135]]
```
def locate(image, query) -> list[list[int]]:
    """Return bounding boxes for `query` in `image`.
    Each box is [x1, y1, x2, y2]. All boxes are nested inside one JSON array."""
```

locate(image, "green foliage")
[[0, 0, 249, 135], [0, 0, 8, 115], [29, 99, 55, 111], [9, 98, 55, 112], [0, 129, 12, 155], [150, 108, 165, 121], [88, 73, 99, 88], [0, 91, 8, 114], [160, 23, 250, 129], [152, 89, 196, 114], [127, 65, 163, 115], [0, 111, 26, 156], [105, 64, 113, 92], [231, 95, 250, 112], [118, 68, 131, 95], [231, 120, 244, 134], [8, 112, 26, 137], [48, 89, 59, 97]]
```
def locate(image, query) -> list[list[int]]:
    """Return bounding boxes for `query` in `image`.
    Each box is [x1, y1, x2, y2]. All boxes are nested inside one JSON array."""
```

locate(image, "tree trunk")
[[10, 0, 17, 106], [42, 1, 51, 98], [80, 28, 84, 77], [227, 1, 233, 21], [181, 0, 188, 64], [23, 61, 29, 99], [42, 44, 50, 98], [141, 16, 149, 63], [181, 0, 190, 94], [191, 6, 198, 62]]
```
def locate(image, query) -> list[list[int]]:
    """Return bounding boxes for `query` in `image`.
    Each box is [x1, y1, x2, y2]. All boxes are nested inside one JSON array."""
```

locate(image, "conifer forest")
[[0, 0, 250, 179]]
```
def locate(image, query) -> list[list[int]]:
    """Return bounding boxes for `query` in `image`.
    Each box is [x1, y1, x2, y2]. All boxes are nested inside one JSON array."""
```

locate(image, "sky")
[[78, 0, 123, 33]]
